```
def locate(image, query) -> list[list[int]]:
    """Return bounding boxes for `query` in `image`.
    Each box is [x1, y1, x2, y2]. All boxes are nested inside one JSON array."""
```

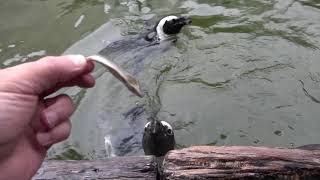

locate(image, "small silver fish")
[[87, 55, 143, 97]]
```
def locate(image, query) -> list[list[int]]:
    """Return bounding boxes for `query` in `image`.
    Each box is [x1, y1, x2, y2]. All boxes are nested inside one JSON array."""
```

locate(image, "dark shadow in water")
[[211, 21, 319, 50], [299, 80, 320, 104], [240, 63, 294, 78], [167, 78, 230, 89]]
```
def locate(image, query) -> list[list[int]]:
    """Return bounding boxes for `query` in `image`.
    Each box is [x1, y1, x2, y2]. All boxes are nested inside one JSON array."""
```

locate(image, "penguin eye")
[[167, 128, 173, 135]]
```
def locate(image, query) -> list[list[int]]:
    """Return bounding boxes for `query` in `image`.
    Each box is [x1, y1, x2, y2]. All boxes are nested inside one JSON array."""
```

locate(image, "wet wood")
[[33, 146, 320, 180], [33, 156, 156, 180], [162, 146, 320, 180]]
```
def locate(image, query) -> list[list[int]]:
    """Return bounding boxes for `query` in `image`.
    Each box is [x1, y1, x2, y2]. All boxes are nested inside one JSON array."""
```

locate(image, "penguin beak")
[[178, 16, 192, 25]]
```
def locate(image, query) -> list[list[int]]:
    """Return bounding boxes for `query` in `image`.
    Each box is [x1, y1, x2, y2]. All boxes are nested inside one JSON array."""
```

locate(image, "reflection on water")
[[1, 0, 320, 159], [57, 0, 104, 16]]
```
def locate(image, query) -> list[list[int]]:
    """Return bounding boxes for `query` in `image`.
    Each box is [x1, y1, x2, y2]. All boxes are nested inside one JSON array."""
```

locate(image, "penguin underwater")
[[97, 15, 191, 157]]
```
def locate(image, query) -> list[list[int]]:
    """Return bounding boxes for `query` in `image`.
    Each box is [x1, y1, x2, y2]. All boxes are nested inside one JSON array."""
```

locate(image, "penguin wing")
[[99, 38, 139, 58]]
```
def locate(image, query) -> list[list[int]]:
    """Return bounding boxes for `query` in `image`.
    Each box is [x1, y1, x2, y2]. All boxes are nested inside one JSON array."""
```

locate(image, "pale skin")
[[0, 55, 96, 180]]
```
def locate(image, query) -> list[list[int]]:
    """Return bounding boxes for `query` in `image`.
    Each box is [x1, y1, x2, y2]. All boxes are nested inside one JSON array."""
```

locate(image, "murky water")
[[1, 0, 320, 159]]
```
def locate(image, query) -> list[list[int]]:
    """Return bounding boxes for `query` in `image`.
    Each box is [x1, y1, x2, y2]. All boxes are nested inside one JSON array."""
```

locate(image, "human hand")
[[0, 55, 95, 179]]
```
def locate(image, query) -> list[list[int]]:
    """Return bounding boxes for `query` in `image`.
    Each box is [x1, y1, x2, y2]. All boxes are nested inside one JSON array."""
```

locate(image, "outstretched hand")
[[0, 55, 95, 179]]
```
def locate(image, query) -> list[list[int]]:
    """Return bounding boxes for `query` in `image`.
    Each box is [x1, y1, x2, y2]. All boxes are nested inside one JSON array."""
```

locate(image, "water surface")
[[1, 0, 320, 159]]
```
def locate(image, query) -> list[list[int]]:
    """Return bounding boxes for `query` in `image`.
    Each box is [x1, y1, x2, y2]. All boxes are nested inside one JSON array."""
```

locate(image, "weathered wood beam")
[[162, 146, 320, 180], [33, 156, 156, 180], [33, 146, 320, 179]]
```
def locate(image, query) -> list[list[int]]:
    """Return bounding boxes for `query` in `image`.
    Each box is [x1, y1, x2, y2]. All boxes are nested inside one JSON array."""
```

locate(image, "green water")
[[1, 0, 320, 159]]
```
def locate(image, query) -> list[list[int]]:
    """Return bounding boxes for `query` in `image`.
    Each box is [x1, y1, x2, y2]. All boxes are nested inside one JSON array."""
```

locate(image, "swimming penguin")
[[142, 119, 175, 157], [146, 15, 192, 42], [98, 15, 191, 74], [95, 15, 190, 156]]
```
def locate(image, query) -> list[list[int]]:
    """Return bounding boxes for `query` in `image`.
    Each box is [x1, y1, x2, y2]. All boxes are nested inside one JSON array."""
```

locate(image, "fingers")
[[0, 55, 95, 95], [41, 73, 95, 97], [36, 120, 71, 147], [41, 95, 74, 129], [53, 73, 96, 89], [35, 94, 74, 147], [66, 73, 96, 88]]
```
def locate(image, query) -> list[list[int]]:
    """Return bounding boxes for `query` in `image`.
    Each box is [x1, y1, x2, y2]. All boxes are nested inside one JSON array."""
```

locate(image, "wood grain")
[[33, 156, 156, 180], [162, 146, 320, 180]]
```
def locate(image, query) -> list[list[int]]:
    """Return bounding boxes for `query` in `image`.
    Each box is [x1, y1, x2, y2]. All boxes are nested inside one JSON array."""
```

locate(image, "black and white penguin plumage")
[[98, 16, 191, 74], [146, 15, 192, 41], [96, 16, 189, 156], [142, 120, 175, 157]]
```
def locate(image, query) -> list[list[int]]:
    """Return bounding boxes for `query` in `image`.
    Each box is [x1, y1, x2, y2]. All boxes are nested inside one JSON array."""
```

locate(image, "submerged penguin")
[[99, 15, 191, 74], [143, 119, 175, 157], [98, 15, 190, 156]]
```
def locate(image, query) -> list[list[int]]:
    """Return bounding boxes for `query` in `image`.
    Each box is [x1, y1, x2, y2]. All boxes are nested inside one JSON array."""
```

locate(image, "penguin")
[[142, 119, 175, 157], [96, 15, 190, 157], [98, 15, 191, 74], [146, 15, 192, 42], [142, 119, 175, 179]]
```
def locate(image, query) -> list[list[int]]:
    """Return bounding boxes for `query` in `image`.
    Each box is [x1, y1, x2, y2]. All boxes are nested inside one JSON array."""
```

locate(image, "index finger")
[[0, 55, 95, 95]]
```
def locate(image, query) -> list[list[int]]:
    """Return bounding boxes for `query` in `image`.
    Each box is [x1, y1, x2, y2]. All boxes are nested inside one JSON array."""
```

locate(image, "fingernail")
[[68, 54, 87, 66], [36, 133, 52, 146], [42, 111, 57, 129]]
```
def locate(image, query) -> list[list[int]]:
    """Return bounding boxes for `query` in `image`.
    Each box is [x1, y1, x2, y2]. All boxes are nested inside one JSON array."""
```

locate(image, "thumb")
[[0, 55, 93, 95]]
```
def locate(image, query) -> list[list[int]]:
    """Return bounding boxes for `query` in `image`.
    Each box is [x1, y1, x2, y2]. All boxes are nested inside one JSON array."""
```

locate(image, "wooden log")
[[162, 146, 320, 180], [33, 156, 156, 180]]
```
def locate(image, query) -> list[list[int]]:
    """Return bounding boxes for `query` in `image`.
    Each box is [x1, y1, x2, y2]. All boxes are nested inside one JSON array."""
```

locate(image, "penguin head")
[[156, 16, 192, 41], [144, 120, 174, 136], [142, 120, 175, 157]]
